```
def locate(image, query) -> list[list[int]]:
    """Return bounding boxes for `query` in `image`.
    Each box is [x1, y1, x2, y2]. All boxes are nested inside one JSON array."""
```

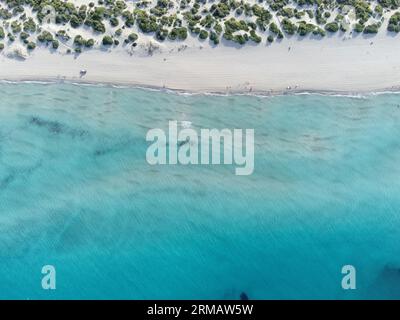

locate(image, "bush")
[[52, 40, 59, 49], [280, 7, 294, 18], [110, 17, 119, 27], [70, 15, 83, 28], [128, 33, 138, 42], [269, 22, 280, 35], [27, 42, 36, 50], [169, 27, 187, 40], [354, 23, 365, 33], [313, 27, 326, 37], [156, 29, 169, 41], [324, 22, 339, 33], [363, 23, 380, 34], [375, 4, 383, 15], [281, 18, 297, 35], [74, 35, 85, 46], [199, 29, 208, 39], [11, 21, 21, 34], [388, 12, 400, 32], [135, 10, 158, 33], [249, 30, 261, 43], [56, 30, 70, 41], [85, 39, 95, 47], [209, 31, 219, 45], [297, 22, 315, 36], [37, 31, 54, 43], [20, 32, 29, 40], [210, 3, 230, 18], [102, 35, 113, 45], [23, 18, 36, 33], [0, 27, 4, 39], [0, 43, 4, 50]]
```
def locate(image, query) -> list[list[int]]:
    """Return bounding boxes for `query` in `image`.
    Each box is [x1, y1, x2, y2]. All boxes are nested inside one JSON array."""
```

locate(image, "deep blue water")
[[0, 83, 399, 299]]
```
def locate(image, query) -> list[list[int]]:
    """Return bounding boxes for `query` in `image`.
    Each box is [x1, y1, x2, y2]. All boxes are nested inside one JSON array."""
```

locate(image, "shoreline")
[[2, 77, 400, 98]]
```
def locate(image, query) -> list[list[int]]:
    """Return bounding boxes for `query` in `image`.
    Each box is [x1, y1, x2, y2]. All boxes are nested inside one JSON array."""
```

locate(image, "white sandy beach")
[[1, 26, 400, 94]]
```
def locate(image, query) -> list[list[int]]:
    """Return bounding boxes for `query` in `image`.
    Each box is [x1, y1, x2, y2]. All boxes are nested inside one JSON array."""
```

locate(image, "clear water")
[[0, 83, 399, 299]]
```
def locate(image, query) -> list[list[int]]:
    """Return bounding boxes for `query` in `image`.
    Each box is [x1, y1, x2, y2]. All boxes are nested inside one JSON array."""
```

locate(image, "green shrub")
[[325, 22, 339, 33], [52, 40, 59, 49], [210, 3, 230, 18], [156, 28, 169, 41], [363, 23, 380, 34], [102, 35, 113, 45], [199, 29, 208, 39], [135, 10, 158, 33], [37, 31, 54, 43], [388, 12, 400, 32], [313, 27, 326, 37], [70, 15, 83, 28], [11, 21, 21, 33], [23, 18, 36, 33], [74, 35, 85, 46], [85, 39, 95, 47], [110, 17, 119, 27], [209, 31, 219, 45], [27, 42, 36, 50], [354, 23, 365, 33], [56, 30, 68, 41], [169, 27, 187, 40], [297, 22, 315, 36], [375, 4, 383, 15], [281, 18, 297, 35], [249, 30, 261, 43], [128, 33, 138, 42], [20, 32, 29, 40]]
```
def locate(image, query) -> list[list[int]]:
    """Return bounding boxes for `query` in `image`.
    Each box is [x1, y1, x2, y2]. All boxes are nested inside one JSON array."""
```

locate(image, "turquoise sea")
[[0, 82, 399, 299]]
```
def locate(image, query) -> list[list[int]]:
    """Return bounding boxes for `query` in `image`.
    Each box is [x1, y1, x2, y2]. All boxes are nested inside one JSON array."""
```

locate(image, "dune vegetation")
[[0, 0, 400, 54]]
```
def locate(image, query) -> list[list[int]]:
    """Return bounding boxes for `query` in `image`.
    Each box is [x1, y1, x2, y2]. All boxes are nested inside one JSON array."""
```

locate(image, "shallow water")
[[0, 83, 399, 299]]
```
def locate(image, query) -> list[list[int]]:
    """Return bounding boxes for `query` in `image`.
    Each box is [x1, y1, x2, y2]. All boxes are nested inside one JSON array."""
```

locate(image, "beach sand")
[[1, 31, 400, 94]]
